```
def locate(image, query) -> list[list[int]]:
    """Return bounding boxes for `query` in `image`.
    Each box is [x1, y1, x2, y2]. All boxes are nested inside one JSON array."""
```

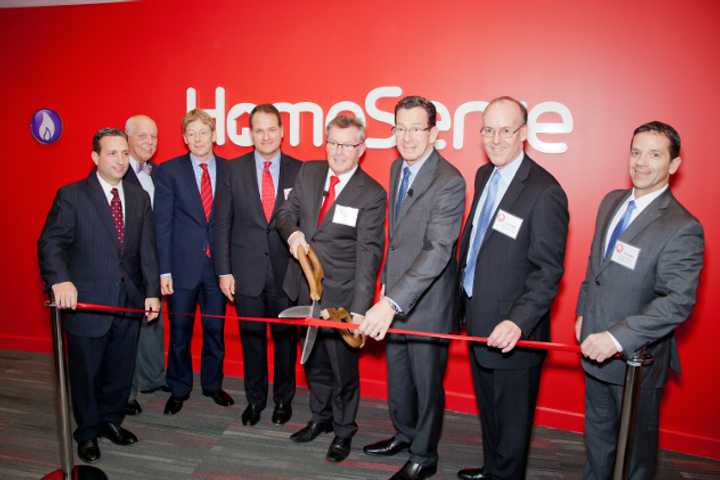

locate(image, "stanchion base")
[[42, 466, 108, 480]]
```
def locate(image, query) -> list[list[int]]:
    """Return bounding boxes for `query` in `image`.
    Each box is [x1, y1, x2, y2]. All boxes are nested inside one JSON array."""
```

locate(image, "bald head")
[[125, 114, 158, 164]]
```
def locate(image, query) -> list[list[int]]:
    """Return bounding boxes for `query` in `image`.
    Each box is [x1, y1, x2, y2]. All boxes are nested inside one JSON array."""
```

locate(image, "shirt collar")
[[493, 150, 524, 183], [402, 147, 434, 176], [190, 152, 216, 168], [129, 156, 152, 175], [328, 164, 359, 185], [630, 184, 668, 208], [254, 150, 281, 167], [96, 171, 123, 197]]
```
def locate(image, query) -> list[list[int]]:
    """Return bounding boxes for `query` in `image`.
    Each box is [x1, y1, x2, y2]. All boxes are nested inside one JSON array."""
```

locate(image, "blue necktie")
[[463, 170, 501, 296], [604, 199, 636, 259], [394, 166, 411, 223]]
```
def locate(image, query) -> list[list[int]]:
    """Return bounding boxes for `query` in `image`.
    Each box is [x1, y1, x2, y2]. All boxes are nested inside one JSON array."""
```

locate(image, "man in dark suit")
[[576, 121, 704, 480], [38, 128, 160, 463], [214, 104, 302, 426], [457, 96, 569, 480], [276, 114, 386, 463], [359, 96, 466, 480], [123, 114, 167, 416], [154, 109, 234, 415]]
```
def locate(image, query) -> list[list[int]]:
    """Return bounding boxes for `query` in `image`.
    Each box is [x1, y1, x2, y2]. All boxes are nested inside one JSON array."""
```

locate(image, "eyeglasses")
[[392, 126, 431, 137], [327, 141, 362, 151], [480, 124, 525, 140]]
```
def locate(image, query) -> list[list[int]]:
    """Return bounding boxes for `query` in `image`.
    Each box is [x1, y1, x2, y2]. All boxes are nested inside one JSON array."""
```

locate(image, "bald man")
[[124, 114, 166, 415]]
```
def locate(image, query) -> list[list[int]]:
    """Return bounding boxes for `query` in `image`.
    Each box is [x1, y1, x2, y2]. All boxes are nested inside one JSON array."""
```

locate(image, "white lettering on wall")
[[185, 86, 574, 153]]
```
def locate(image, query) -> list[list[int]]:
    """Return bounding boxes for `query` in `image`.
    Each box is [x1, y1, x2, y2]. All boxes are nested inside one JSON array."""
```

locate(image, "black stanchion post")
[[612, 350, 653, 480], [42, 302, 107, 480]]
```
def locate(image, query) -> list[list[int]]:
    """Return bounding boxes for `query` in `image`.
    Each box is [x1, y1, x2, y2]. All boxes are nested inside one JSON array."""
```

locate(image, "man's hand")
[[575, 315, 583, 343], [358, 298, 395, 341], [288, 231, 309, 259], [351, 313, 366, 348], [145, 297, 161, 322], [581, 332, 619, 363], [219, 275, 235, 302], [487, 320, 522, 353], [160, 276, 174, 296], [52, 281, 77, 310]]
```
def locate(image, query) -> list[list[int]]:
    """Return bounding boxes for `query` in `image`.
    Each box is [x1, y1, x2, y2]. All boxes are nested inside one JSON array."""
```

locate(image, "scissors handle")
[[297, 246, 324, 301]]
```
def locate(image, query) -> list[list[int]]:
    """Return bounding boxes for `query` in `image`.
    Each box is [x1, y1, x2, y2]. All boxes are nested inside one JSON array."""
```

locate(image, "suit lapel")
[[597, 189, 670, 275], [623, 190, 670, 244], [596, 191, 630, 268], [388, 159, 401, 231], [86, 173, 120, 249], [475, 156, 532, 257], [311, 163, 329, 232], [272, 154, 292, 220], [242, 155, 266, 226], [181, 155, 207, 224], [122, 181, 139, 253], [399, 151, 438, 219], [459, 165, 492, 261]]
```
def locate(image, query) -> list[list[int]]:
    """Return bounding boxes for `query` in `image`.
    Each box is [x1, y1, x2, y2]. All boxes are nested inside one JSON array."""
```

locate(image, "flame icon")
[[39, 111, 55, 141]]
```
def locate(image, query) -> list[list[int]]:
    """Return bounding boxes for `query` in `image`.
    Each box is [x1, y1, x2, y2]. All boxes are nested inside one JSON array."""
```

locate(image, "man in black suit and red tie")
[[122, 114, 167, 416], [38, 128, 160, 463], [214, 104, 302, 426], [276, 114, 386, 463], [154, 109, 234, 415], [457, 96, 569, 480]]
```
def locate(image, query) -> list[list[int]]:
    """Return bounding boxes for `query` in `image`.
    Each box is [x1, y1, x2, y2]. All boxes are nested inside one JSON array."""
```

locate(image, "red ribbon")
[[51, 301, 580, 354]]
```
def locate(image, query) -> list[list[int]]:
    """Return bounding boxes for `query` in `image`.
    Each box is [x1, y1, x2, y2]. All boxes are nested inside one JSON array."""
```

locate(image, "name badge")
[[283, 188, 293, 200], [610, 240, 640, 270], [333, 204, 359, 227], [491, 209, 523, 239]]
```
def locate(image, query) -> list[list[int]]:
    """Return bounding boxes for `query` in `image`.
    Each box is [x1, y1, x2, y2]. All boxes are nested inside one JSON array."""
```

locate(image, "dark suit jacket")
[[154, 154, 227, 289], [276, 161, 386, 313], [384, 149, 466, 334], [214, 152, 302, 296], [577, 188, 704, 387], [459, 154, 569, 369], [38, 171, 160, 337]]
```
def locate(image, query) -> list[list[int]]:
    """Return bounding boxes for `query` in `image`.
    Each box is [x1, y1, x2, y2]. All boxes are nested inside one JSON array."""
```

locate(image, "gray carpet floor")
[[0, 350, 718, 479]]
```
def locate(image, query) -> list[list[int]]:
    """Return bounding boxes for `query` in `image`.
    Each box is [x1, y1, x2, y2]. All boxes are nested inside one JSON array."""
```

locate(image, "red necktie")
[[199, 163, 212, 256], [317, 175, 340, 226], [261, 161, 275, 222], [110, 187, 124, 245]]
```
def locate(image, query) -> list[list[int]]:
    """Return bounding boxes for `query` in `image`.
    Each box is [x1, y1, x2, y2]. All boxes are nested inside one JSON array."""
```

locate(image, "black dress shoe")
[[457, 466, 489, 480], [326, 436, 351, 462], [241, 404, 262, 426], [271, 402, 292, 425], [125, 399, 142, 416], [204, 389, 235, 407], [289, 421, 333, 443], [390, 461, 438, 480], [363, 436, 411, 456], [77, 439, 100, 463], [99, 423, 138, 446], [164, 396, 184, 415]]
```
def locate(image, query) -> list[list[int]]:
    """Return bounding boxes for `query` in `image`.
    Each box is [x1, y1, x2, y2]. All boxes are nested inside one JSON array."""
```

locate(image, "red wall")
[[1, 0, 718, 460]]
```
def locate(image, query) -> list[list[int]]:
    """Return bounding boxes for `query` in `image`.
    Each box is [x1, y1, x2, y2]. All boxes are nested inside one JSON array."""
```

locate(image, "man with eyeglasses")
[[358, 95, 466, 480], [276, 114, 386, 463], [457, 96, 569, 480]]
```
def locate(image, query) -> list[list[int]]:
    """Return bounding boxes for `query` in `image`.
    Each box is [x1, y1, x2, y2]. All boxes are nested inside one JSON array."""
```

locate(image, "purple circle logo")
[[31, 108, 62, 144]]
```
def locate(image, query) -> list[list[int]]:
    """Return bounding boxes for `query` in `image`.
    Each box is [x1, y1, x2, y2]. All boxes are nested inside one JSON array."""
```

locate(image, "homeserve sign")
[[187, 86, 573, 154]]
